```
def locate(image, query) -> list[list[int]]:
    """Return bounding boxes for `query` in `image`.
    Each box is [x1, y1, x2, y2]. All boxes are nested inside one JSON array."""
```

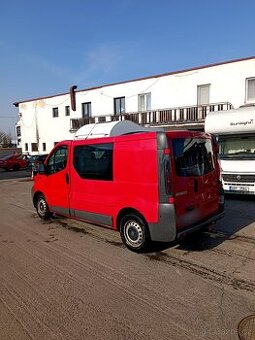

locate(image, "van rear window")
[[172, 138, 214, 177], [73, 143, 113, 180]]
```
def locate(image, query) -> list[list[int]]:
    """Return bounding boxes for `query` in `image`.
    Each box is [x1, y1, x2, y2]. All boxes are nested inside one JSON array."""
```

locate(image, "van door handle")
[[65, 173, 69, 184], [186, 205, 195, 212]]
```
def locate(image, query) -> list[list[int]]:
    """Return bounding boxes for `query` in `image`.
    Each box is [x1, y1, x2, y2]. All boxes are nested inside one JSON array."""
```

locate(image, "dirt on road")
[[0, 179, 255, 340]]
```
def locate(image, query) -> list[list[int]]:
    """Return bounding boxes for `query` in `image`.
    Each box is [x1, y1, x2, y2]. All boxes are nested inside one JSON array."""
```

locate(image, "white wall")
[[16, 58, 255, 155]]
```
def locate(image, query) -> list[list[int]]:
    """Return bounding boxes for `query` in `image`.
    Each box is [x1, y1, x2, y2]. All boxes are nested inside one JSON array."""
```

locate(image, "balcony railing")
[[70, 102, 232, 132]]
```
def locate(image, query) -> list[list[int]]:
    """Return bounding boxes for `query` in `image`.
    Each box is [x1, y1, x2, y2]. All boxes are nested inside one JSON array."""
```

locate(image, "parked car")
[[0, 153, 28, 171], [27, 154, 48, 174], [32, 121, 224, 252]]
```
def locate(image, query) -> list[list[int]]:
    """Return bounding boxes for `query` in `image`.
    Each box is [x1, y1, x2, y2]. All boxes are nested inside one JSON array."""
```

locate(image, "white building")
[[14, 56, 255, 155]]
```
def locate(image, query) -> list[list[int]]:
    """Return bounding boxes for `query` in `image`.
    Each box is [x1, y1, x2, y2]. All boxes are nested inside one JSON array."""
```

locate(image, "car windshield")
[[219, 136, 255, 159]]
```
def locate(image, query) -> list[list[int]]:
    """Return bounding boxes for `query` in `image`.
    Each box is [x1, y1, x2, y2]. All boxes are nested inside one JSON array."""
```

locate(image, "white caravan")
[[205, 106, 255, 195]]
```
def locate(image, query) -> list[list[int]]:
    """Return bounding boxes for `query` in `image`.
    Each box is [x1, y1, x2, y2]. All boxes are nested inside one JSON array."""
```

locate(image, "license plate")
[[229, 186, 249, 192]]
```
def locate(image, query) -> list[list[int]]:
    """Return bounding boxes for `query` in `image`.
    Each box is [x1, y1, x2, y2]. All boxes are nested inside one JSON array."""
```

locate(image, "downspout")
[[70, 85, 77, 111]]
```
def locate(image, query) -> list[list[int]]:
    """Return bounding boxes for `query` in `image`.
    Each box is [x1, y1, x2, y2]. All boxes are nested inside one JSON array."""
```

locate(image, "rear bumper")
[[148, 203, 225, 243], [148, 203, 177, 243], [177, 210, 225, 240]]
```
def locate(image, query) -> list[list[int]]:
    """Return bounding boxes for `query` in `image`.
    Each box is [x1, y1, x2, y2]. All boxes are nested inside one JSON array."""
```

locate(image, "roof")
[[13, 56, 255, 107], [205, 105, 255, 134]]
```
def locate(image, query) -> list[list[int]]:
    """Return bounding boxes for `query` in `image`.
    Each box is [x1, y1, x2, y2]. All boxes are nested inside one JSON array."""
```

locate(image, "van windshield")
[[219, 135, 255, 159], [172, 138, 214, 177]]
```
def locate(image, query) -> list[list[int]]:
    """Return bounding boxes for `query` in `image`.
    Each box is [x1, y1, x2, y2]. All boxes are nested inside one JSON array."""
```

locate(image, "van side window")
[[47, 146, 68, 174], [73, 143, 113, 180], [172, 138, 214, 177]]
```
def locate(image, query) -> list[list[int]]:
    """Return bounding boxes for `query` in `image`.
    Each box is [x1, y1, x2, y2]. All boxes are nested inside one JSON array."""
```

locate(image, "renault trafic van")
[[32, 121, 224, 251]]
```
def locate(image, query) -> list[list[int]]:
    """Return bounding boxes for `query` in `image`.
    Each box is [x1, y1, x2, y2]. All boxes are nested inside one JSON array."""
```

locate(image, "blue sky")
[[0, 0, 255, 136]]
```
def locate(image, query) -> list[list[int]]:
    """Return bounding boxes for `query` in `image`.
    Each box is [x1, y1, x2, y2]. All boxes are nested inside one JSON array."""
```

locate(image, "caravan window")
[[173, 138, 214, 177], [74, 143, 113, 180], [219, 136, 255, 159]]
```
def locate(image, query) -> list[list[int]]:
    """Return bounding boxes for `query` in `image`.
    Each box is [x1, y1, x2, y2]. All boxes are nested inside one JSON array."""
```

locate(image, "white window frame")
[[138, 93, 151, 112], [81, 102, 92, 117], [245, 77, 255, 103], [197, 84, 210, 105], [65, 105, 70, 116], [114, 97, 125, 115], [52, 107, 59, 118]]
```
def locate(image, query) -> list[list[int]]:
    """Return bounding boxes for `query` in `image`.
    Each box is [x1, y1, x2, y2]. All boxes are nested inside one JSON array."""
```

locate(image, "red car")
[[0, 153, 28, 171]]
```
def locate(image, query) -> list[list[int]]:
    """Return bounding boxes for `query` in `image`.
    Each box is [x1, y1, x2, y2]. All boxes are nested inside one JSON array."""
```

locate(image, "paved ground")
[[0, 169, 30, 180], [0, 178, 255, 340]]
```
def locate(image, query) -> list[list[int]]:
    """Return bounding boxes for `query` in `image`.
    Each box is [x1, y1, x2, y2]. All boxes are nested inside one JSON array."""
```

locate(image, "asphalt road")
[[0, 169, 30, 180], [0, 178, 255, 340]]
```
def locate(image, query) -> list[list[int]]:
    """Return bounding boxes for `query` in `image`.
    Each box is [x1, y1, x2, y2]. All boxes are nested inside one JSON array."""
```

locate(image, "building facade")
[[14, 56, 255, 155]]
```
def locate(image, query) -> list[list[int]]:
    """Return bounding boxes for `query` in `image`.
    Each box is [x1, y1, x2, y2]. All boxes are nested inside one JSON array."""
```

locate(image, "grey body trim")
[[148, 206, 225, 243], [51, 205, 113, 227], [156, 132, 170, 204], [146, 132, 177, 243], [50, 205, 70, 216], [148, 203, 177, 242], [73, 209, 112, 227]]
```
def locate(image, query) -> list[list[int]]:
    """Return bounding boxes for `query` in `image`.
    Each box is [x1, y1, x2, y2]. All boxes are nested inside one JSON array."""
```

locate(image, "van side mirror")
[[38, 163, 47, 175]]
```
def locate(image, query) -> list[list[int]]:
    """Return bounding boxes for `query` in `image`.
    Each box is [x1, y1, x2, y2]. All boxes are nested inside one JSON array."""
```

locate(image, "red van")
[[32, 121, 224, 251]]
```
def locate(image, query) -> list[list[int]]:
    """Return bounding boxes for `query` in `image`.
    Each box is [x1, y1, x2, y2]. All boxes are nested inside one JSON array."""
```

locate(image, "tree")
[[0, 131, 12, 148]]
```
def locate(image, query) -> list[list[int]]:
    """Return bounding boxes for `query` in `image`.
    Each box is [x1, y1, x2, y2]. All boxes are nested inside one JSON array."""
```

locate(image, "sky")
[[0, 0, 255, 137]]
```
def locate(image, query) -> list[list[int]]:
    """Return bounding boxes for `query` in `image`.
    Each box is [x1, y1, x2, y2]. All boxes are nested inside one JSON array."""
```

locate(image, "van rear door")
[[169, 132, 219, 230]]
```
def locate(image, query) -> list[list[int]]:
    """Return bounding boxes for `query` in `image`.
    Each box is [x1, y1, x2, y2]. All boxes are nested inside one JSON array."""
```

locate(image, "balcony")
[[70, 102, 232, 132]]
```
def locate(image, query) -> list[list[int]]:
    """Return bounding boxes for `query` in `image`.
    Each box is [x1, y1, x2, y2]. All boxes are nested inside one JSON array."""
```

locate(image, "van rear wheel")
[[120, 214, 150, 252], [36, 195, 51, 220]]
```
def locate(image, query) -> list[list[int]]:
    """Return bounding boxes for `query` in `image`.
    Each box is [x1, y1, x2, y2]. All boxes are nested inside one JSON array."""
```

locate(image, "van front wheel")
[[36, 195, 51, 220], [120, 214, 150, 252]]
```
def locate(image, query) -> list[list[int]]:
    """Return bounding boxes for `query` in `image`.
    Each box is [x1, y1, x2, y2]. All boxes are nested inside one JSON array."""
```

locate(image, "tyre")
[[13, 164, 20, 171], [120, 213, 150, 252], [36, 195, 51, 220]]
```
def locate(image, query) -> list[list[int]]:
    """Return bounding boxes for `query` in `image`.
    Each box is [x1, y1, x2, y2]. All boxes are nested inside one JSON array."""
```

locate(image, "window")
[[219, 136, 255, 159], [138, 93, 151, 111], [114, 97, 125, 115], [47, 146, 68, 174], [16, 126, 21, 137], [25, 143, 28, 151], [73, 143, 113, 180], [82, 102, 92, 117], [65, 106, 70, 116], [42, 143, 46, 151], [52, 107, 59, 118], [197, 84, 210, 105], [172, 138, 214, 177], [246, 78, 255, 102], [31, 143, 38, 152]]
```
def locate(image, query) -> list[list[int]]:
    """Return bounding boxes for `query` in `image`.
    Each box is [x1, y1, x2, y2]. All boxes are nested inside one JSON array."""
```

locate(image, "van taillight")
[[168, 197, 174, 204]]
